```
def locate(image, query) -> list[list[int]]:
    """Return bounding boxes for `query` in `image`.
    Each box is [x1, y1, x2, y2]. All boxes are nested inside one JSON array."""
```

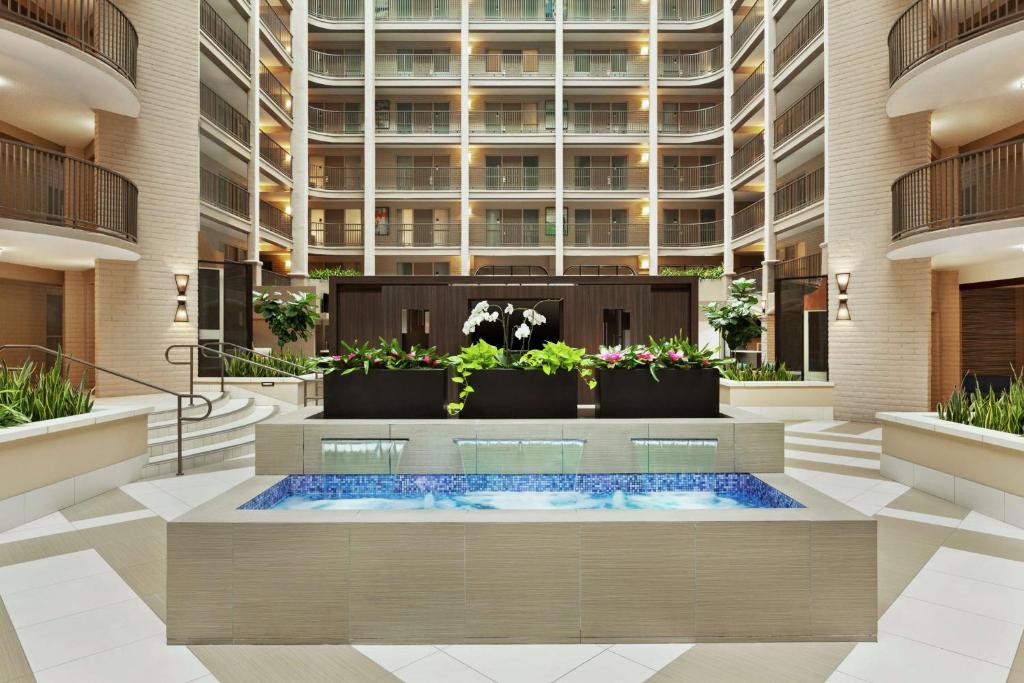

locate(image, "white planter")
[[720, 378, 834, 420], [196, 375, 317, 407]]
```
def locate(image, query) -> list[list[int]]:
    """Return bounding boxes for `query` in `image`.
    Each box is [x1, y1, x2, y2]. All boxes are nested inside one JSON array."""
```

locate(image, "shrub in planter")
[[320, 339, 450, 419], [703, 277, 764, 356], [724, 362, 797, 382], [0, 353, 93, 428]]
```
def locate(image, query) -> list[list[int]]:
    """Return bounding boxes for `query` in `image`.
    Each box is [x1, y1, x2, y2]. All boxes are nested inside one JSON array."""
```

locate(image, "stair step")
[[142, 434, 256, 477], [784, 427, 881, 447], [148, 392, 231, 423], [147, 398, 256, 437], [147, 405, 276, 457]]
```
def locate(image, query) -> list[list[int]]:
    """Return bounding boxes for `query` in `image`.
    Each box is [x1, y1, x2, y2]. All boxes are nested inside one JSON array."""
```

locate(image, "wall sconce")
[[836, 272, 851, 320], [174, 274, 189, 323], [641, 98, 650, 111], [284, 204, 292, 216], [640, 45, 649, 56], [640, 256, 650, 271], [640, 151, 649, 163], [641, 205, 650, 217], [467, 45, 473, 54]]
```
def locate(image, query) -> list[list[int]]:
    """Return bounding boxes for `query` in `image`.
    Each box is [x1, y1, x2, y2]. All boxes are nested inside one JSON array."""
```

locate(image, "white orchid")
[[504, 303, 514, 315], [522, 308, 546, 326], [513, 322, 531, 340]]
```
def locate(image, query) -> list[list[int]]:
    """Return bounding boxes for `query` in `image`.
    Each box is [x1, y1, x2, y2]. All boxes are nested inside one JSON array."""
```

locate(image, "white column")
[[247, 0, 262, 284], [762, 7, 777, 304], [647, 1, 658, 274], [459, 0, 470, 274], [554, 0, 564, 275], [722, 6, 735, 278], [290, 0, 310, 279], [363, 0, 376, 274]]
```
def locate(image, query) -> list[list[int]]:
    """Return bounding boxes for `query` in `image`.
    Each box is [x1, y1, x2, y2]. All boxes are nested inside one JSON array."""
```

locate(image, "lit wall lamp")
[[641, 98, 650, 110], [836, 272, 851, 321], [174, 274, 189, 323]]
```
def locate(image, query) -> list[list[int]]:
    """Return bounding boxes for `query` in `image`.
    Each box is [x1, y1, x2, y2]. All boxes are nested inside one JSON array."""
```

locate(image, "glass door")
[[486, 209, 502, 246], [523, 209, 540, 245], [611, 208, 628, 246], [574, 209, 591, 246]]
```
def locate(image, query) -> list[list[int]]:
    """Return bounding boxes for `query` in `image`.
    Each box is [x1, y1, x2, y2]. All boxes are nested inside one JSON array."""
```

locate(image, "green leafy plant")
[[0, 353, 93, 428], [223, 351, 316, 378], [253, 290, 321, 351], [589, 335, 732, 381], [660, 265, 725, 279], [724, 362, 797, 382], [937, 374, 1024, 435], [321, 338, 448, 376], [519, 341, 595, 387], [309, 266, 361, 279], [702, 277, 764, 354]]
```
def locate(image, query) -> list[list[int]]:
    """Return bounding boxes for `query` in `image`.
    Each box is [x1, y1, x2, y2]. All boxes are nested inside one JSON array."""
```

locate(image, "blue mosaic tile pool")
[[239, 473, 804, 511]]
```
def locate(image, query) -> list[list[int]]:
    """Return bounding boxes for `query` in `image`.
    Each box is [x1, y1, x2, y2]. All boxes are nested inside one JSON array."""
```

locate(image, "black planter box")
[[323, 369, 448, 419], [459, 369, 578, 419], [596, 367, 720, 418]]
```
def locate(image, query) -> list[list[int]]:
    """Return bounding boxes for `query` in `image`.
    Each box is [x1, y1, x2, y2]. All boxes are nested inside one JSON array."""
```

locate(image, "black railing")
[[259, 200, 292, 239], [310, 0, 363, 19], [775, 0, 823, 72], [774, 81, 824, 147], [260, 0, 292, 53], [200, 84, 250, 145], [200, 0, 250, 71], [200, 168, 249, 218], [732, 61, 764, 114], [732, 198, 764, 237], [259, 135, 292, 176], [260, 62, 292, 114], [775, 167, 825, 218], [732, 134, 765, 176]]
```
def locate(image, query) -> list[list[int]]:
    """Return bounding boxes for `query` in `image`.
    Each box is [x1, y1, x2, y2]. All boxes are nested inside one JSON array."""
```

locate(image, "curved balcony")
[[890, 139, 1024, 258], [659, 220, 724, 249], [566, 223, 648, 248], [309, 105, 362, 139], [310, 222, 363, 249], [469, 223, 555, 249], [0, 139, 139, 267], [732, 198, 764, 240], [566, 110, 648, 135], [564, 167, 649, 193], [469, 167, 556, 192], [658, 45, 723, 84], [563, 53, 648, 79], [468, 54, 555, 79], [658, 104, 724, 141], [659, 162, 724, 195], [658, 0, 723, 25], [377, 223, 461, 248], [308, 49, 363, 81], [309, 0, 363, 23]]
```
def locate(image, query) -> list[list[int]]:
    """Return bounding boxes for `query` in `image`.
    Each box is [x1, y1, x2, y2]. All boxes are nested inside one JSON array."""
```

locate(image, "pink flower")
[[346, 353, 355, 360], [667, 350, 684, 362], [423, 356, 432, 364], [702, 358, 710, 367], [408, 353, 416, 359], [636, 351, 655, 363], [331, 355, 342, 361], [599, 351, 624, 364], [373, 357, 382, 364]]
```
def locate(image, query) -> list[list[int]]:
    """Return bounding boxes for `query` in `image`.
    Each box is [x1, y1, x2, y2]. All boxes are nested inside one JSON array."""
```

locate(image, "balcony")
[[469, 54, 555, 78], [309, 106, 362, 135], [469, 167, 556, 191], [658, 46, 723, 81], [375, 0, 459, 20], [659, 0, 723, 22], [470, 223, 555, 248], [658, 104, 723, 135], [260, 0, 292, 57], [775, 0, 823, 74], [260, 62, 292, 116], [309, 0, 363, 21], [375, 110, 460, 135], [891, 140, 1024, 245], [200, 0, 249, 73], [566, 110, 648, 134], [376, 167, 459, 191], [775, 166, 824, 220], [774, 81, 824, 149], [200, 168, 249, 219], [309, 165, 362, 192], [565, 223, 648, 248], [659, 220, 724, 248], [310, 222, 363, 248], [200, 84, 250, 147], [308, 49, 363, 79], [469, 111, 551, 135], [731, 62, 764, 117], [732, 198, 764, 238], [564, 167, 648, 192], [732, 134, 764, 177], [259, 200, 292, 241], [732, 0, 764, 55], [468, 0, 552, 21], [0, 0, 138, 84], [564, 0, 648, 21], [376, 54, 459, 78], [259, 135, 292, 178], [659, 162, 724, 192], [563, 54, 648, 78], [377, 224, 461, 247]]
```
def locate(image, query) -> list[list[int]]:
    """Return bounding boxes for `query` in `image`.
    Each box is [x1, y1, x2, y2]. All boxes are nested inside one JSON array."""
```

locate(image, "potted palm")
[[702, 277, 764, 357]]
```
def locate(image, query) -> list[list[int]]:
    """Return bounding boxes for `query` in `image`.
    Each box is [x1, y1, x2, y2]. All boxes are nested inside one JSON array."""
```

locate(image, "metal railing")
[[565, 264, 636, 275], [564, 166, 649, 190], [774, 81, 824, 147], [732, 61, 764, 114], [200, 84, 250, 145], [309, 105, 363, 134], [375, 110, 460, 134], [375, 0, 459, 19], [659, 162, 724, 191], [563, 53, 648, 77], [658, 46, 723, 78], [200, 0, 249, 71], [259, 200, 292, 239], [376, 53, 459, 77], [0, 345, 211, 477], [565, 0, 648, 20], [0, 138, 138, 242], [775, 166, 825, 218], [889, 0, 1024, 84], [469, 167, 556, 190], [892, 139, 1024, 240], [310, 0, 363, 19], [0, 0, 138, 83], [261, 268, 290, 286], [310, 221, 363, 246], [260, 62, 292, 114], [565, 223, 648, 247], [200, 168, 249, 219], [468, 54, 555, 76], [376, 223, 461, 247], [469, 223, 556, 247], [658, 104, 723, 134], [309, 165, 363, 191], [732, 134, 765, 176], [308, 49, 363, 77], [259, 135, 292, 176], [469, 110, 549, 133], [468, 0, 551, 20], [260, 0, 291, 53], [775, 0, 823, 72], [732, 198, 765, 237], [658, 0, 723, 21], [775, 252, 822, 279], [565, 110, 649, 134], [738, 266, 762, 287], [659, 220, 724, 247], [475, 264, 549, 275], [732, 0, 763, 49], [376, 167, 459, 191]]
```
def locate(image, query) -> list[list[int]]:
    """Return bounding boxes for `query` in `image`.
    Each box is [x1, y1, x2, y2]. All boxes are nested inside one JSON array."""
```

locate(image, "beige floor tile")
[[190, 644, 399, 683], [61, 489, 145, 522], [0, 599, 31, 683], [885, 488, 968, 519], [79, 517, 166, 570], [944, 528, 1024, 564], [116, 559, 166, 598], [648, 642, 855, 683], [784, 459, 885, 481], [821, 422, 881, 436], [0, 532, 90, 569], [1012, 636, 1024, 673]]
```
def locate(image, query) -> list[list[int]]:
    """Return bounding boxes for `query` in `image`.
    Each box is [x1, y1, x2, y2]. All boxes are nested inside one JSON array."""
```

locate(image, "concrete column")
[[647, 2, 658, 274], [362, 0, 376, 274], [459, 0, 470, 274], [721, 6, 735, 278], [247, 0, 262, 284], [554, 0, 564, 275], [290, 0, 310, 279]]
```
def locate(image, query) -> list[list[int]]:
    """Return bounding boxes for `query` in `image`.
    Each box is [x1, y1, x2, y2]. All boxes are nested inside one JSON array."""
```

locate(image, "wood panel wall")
[[960, 286, 1022, 378]]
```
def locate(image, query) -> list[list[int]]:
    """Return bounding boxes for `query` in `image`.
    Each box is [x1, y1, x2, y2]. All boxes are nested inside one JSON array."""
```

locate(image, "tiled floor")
[[1, 420, 1024, 682]]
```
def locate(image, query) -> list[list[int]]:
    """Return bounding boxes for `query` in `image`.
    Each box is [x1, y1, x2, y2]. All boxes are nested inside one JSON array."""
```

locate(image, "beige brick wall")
[[930, 270, 960, 407], [63, 270, 95, 387], [93, 0, 200, 396], [827, 0, 933, 421]]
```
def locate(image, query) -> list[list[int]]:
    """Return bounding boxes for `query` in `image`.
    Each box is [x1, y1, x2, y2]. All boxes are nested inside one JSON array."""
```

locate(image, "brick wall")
[[827, 0, 933, 421], [930, 270, 960, 406], [93, 0, 200, 396], [63, 270, 95, 387]]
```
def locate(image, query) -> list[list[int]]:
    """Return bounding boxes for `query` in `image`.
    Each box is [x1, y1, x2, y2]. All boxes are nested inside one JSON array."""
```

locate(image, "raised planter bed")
[[323, 369, 448, 419], [460, 369, 577, 419], [196, 375, 316, 407], [596, 368, 719, 418], [720, 378, 834, 420]]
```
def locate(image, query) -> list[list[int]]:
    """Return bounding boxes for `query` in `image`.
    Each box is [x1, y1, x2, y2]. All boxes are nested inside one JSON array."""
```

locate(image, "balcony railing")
[[658, 46, 723, 78], [469, 0, 551, 20], [565, 0, 648, 20], [659, 104, 723, 134], [259, 200, 292, 239], [737, 266, 762, 288], [564, 54, 648, 77], [566, 223, 648, 247], [468, 54, 555, 77], [200, 168, 249, 219], [470, 223, 556, 247], [375, 0, 459, 20], [659, 162, 724, 191], [309, 49, 363, 78], [309, 165, 363, 191], [200, 84, 250, 146], [469, 110, 549, 133], [732, 134, 764, 176], [0, 139, 138, 242], [376, 54, 459, 77], [775, 0, 823, 72], [565, 110, 649, 134], [200, 0, 249, 72], [775, 252, 822, 279], [732, 0, 763, 49], [659, 0, 723, 21], [732, 61, 764, 114], [659, 220, 724, 247], [259, 135, 291, 176], [260, 62, 292, 114], [309, 222, 363, 247], [892, 139, 1024, 241], [0, 0, 138, 83], [309, 105, 362, 134], [375, 110, 460, 134], [775, 166, 824, 219], [469, 167, 556, 190], [376, 167, 459, 191], [260, 0, 292, 54], [310, 0, 363, 20], [564, 166, 648, 191], [774, 81, 824, 147], [732, 198, 764, 237], [888, 0, 1024, 85], [377, 224, 461, 247]]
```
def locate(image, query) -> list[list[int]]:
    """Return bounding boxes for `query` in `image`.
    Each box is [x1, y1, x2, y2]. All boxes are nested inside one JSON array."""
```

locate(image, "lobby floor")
[[1, 421, 1023, 682]]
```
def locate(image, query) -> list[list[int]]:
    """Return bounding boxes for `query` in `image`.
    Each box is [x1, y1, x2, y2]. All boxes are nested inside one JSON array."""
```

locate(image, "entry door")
[[698, 208, 717, 243], [574, 209, 592, 246], [433, 208, 450, 245], [486, 209, 502, 246], [663, 208, 680, 245], [663, 155, 680, 190], [611, 208, 628, 246], [662, 102, 679, 133], [610, 155, 627, 189], [413, 208, 433, 246], [574, 156, 591, 189], [197, 263, 253, 376], [522, 209, 540, 245], [485, 155, 503, 189]]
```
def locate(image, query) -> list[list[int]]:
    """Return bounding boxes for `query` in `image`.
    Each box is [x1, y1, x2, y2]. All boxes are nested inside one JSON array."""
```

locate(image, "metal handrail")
[[0, 344, 212, 477]]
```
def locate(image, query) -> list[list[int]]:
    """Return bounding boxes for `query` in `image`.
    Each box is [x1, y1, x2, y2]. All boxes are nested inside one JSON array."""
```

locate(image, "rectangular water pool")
[[238, 473, 804, 511]]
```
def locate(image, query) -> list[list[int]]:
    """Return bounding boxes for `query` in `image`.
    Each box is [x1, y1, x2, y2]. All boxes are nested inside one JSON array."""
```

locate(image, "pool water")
[[240, 473, 803, 511]]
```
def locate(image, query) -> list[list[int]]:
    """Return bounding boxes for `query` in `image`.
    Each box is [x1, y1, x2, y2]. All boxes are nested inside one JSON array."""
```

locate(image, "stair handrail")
[[0, 344, 212, 477], [215, 341, 324, 405]]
